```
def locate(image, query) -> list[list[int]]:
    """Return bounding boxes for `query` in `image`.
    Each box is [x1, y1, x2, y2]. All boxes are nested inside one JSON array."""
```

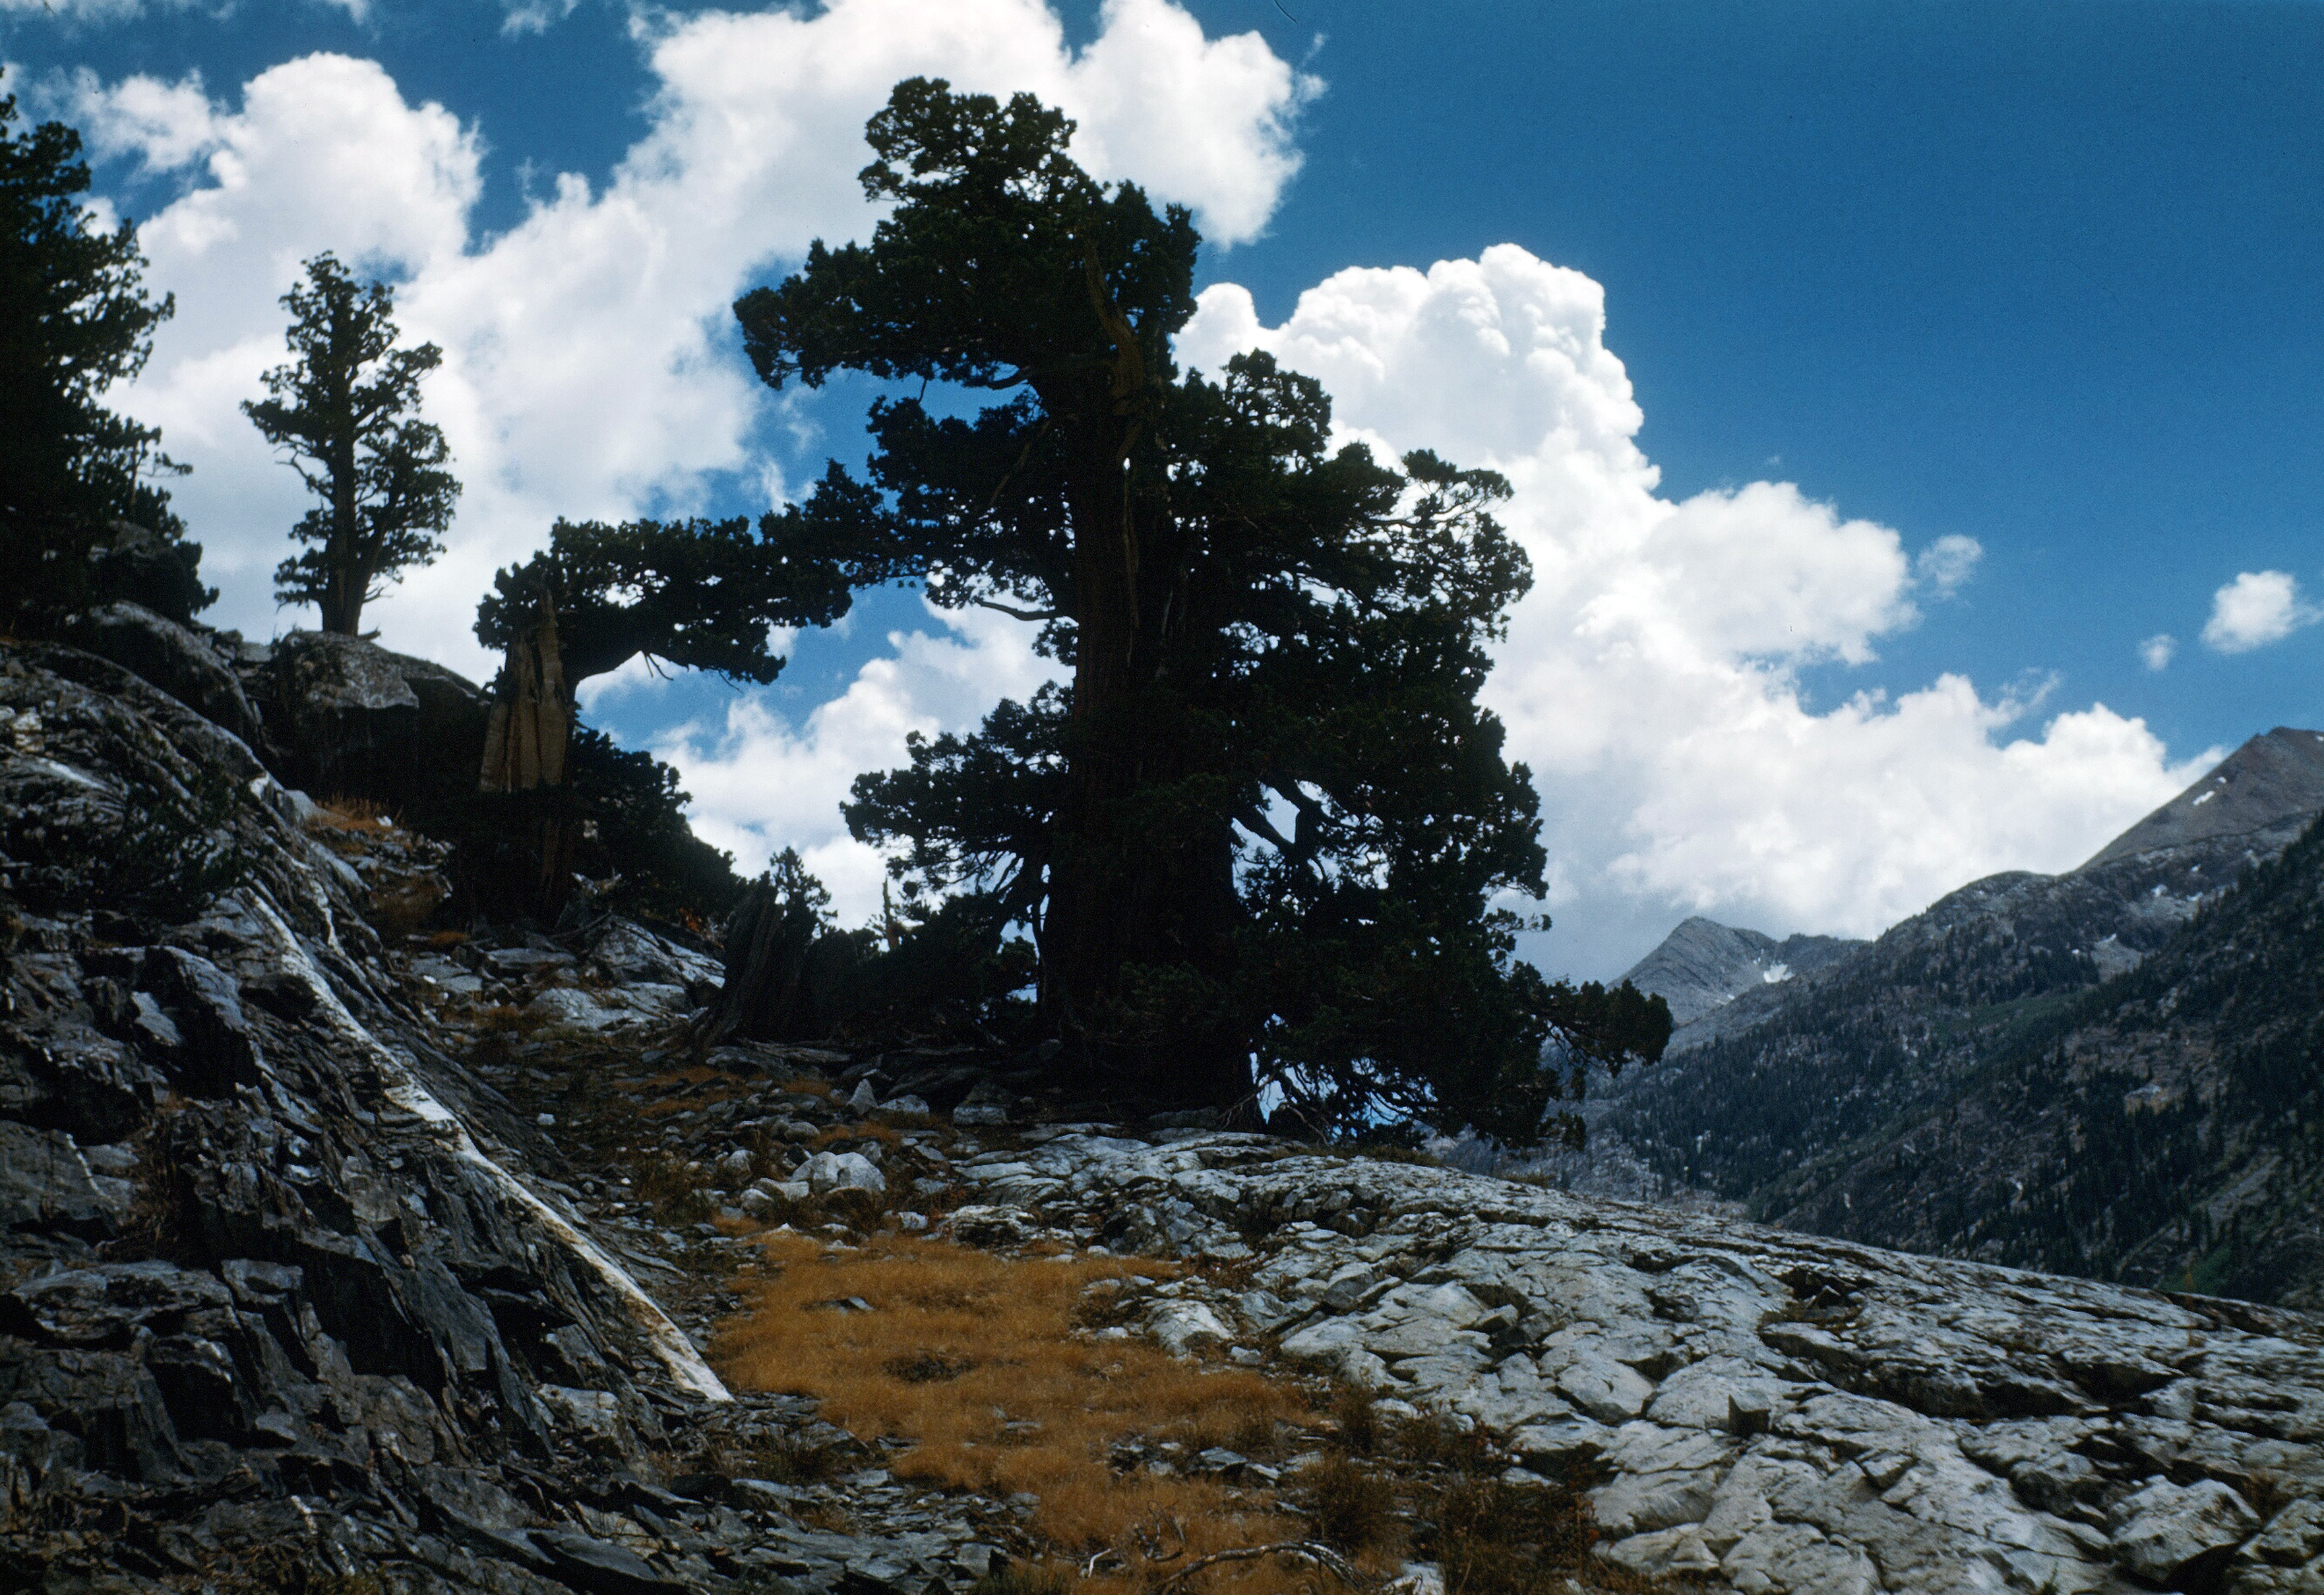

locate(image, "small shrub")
[[1390, 1412, 1490, 1474], [1330, 1385, 1379, 1457], [1424, 1476, 1601, 1595], [96, 763, 257, 922], [969, 1571, 1072, 1595], [634, 1154, 714, 1222], [1304, 1454, 1395, 1551]]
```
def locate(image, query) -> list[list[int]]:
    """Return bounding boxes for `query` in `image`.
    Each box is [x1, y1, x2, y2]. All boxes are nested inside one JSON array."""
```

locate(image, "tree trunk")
[[478, 592, 574, 920], [1040, 421, 1246, 1109], [324, 294, 363, 636]]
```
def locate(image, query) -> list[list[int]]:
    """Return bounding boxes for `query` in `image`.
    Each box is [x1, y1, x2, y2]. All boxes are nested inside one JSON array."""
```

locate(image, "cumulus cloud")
[[78, 0, 1314, 673], [2201, 570, 2320, 654], [71, 14, 2207, 962], [1914, 533, 1981, 597], [1180, 245, 2206, 965], [2139, 633, 2176, 671]]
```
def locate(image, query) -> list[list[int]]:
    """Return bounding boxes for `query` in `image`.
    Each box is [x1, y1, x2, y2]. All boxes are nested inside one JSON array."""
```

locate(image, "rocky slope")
[[1543, 729, 2324, 1305], [5, 627, 2322, 1595], [925, 1128, 2324, 1593]]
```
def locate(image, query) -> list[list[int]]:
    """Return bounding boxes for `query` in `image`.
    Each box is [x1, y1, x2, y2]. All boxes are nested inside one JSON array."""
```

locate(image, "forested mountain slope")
[[1575, 727, 2324, 1306], [1765, 804, 2324, 1307]]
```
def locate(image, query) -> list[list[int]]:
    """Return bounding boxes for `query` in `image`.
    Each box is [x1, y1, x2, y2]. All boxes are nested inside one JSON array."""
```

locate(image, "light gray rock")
[[803, 1151, 886, 1197], [1147, 1300, 1232, 1357], [525, 987, 620, 1032], [1558, 1352, 1656, 1423], [905, 1127, 2324, 1595], [2110, 1477, 2261, 1585]]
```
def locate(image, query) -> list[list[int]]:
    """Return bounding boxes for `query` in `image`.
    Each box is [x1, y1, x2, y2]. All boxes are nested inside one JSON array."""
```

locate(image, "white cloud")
[[2201, 569, 2320, 654], [51, 67, 220, 170], [1180, 245, 2206, 967], [83, 0, 1313, 675], [497, 0, 577, 36], [2139, 633, 2176, 671], [73, 18, 2209, 965], [1914, 533, 1981, 597]]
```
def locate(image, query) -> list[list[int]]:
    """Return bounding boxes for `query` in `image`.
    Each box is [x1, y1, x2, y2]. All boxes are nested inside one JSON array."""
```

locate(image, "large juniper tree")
[[245, 253, 459, 636], [737, 80, 1667, 1139]]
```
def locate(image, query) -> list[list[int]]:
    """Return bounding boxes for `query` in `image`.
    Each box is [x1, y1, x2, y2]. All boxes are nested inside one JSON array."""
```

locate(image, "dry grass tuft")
[[309, 795, 397, 834], [1328, 1386, 1379, 1457], [1302, 1454, 1395, 1553], [715, 1232, 1326, 1589], [811, 1120, 901, 1151]]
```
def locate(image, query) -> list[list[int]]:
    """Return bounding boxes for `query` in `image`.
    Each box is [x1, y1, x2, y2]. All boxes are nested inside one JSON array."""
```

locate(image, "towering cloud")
[[1178, 247, 2204, 965]]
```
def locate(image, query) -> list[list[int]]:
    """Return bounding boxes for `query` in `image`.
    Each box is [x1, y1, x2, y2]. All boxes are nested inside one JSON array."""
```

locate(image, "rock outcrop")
[[249, 630, 493, 807], [0, 641, 878, 1592], [932, 1129, 2324, 1594]]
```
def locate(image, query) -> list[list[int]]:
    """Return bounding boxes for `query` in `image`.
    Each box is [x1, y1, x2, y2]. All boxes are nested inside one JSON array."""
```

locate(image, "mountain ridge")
[[1568, 724, 2324, 1306]]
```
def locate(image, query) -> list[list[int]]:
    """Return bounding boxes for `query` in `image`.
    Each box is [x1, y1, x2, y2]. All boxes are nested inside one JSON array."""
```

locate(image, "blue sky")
[[10, 0, 2321, 975]]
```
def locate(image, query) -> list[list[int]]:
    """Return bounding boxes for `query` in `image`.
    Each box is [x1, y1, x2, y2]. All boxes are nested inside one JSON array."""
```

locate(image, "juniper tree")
[[0, 75, 203, 632], [245, 253, 459, 636], [475, 514, 852, 690], [735, 80, 1667, 1139]]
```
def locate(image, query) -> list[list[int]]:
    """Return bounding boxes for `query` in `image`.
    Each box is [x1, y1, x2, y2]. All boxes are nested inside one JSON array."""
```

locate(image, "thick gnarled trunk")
[[1039, 423, 1246, 1110]]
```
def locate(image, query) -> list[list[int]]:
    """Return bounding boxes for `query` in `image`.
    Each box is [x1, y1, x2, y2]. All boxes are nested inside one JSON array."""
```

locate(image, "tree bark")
[[1037, 361, 1246, 1108], [479, 591, 574, 920]]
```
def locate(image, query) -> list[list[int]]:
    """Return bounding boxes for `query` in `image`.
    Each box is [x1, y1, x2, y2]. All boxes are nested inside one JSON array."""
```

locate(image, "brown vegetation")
[[714, 1232, 1324, 1592]]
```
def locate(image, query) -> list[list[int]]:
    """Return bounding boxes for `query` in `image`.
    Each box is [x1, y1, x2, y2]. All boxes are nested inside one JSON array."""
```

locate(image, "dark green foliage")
[[449, 727, 741, 929], [737, 79, 1667, 1139], [565, 726, 743, 924], [96, 762, 257, 923], [245, 253, 459, 636], [475, 514, 853, 688], [702, 852, 1035, 1047], [0, 76, 200, 635]]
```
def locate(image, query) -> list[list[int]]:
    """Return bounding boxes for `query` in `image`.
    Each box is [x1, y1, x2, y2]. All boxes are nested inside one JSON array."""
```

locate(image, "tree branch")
[[1155, 1541, 1376, 1595], [970, 597, 1062, 622]]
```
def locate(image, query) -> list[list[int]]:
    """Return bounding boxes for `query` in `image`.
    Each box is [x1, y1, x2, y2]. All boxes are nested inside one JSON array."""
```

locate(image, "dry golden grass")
[[715, 1233, 1342, 1592], [311, 795, 398, 833], [810, 1120, 901, 1151]]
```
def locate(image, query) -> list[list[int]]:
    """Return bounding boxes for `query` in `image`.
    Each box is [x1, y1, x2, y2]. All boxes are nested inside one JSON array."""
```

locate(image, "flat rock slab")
[[992, 1132, 2324, 1595]]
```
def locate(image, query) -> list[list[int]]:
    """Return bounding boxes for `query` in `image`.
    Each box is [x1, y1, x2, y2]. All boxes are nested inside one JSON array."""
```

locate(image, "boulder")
[[262, 630, 489, 806], [2110, 1477, 2261, 1586], [804, 1151, 887, 1197], [64, 603, 262, 748], [0, 1123, 118, 1238], [1147, 1300, 1233, 1356]]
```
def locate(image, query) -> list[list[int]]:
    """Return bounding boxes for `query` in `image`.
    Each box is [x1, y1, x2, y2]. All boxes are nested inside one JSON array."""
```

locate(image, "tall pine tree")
[[737, 81, 1666, 1140], [245, 253, 459, 636], [0, 74, 202, 633]]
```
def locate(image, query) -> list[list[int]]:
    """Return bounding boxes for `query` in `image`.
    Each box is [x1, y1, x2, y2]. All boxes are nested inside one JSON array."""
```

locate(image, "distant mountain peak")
[[1619, 916, 1862, 1028], [2080, 725, 2324, 870]]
